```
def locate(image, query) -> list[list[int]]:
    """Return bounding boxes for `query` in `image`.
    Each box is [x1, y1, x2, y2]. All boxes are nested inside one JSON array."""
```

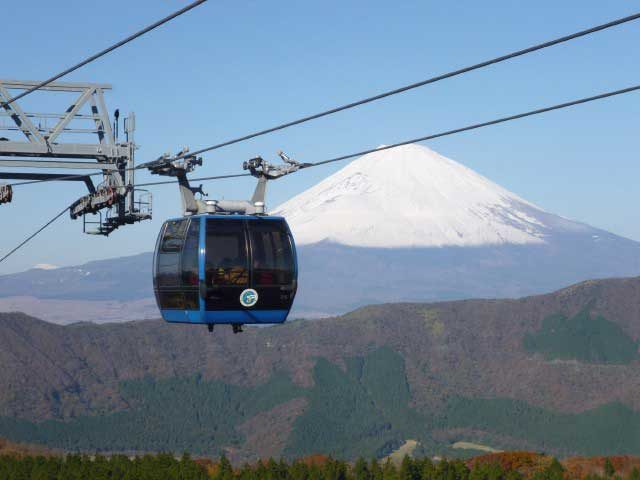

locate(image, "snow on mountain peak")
[[273, 143, 556, 248]]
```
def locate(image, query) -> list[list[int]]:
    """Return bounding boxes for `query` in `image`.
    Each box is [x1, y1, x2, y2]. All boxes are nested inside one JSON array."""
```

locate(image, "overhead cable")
[[177, 11, 640, 160], [302, 84, 640, 168], [0, 205, 70, 264], [105, 83, 640, 188], [133, 173, 252, 188], [0, 0, 208, 109]]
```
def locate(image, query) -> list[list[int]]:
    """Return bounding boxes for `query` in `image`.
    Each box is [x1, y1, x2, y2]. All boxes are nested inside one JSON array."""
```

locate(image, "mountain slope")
[[0, 276, 639, 459]]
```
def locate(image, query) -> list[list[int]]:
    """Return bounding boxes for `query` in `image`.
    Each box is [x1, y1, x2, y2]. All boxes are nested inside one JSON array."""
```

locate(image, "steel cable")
[[0, 205, 70, 264], [178, 12, 640, 160], [0, 0, 208, 108]]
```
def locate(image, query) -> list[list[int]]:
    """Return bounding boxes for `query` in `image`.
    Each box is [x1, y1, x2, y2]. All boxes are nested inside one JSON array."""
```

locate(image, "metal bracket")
[[139, 150, 204, 215], [242, 151, 309, 206], [143, 149, 307, 216], [243, 151, 310, 180]]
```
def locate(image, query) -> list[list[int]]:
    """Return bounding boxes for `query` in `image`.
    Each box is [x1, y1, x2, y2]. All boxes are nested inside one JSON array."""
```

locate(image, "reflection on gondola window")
[[205, 220, 249, 286]]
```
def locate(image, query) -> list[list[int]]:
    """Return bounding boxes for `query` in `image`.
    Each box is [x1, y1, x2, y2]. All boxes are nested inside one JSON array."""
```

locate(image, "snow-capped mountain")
[[273, 144, 640, 316], [274, 144, 588, 248]]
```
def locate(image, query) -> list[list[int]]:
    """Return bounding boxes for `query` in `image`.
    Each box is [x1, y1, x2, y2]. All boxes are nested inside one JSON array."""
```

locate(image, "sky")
[[1, 0, 638, 274]]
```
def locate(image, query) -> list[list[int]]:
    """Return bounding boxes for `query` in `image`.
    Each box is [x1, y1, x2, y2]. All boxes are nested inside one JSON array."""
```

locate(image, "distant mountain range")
[[0, 276, 639, 460], [1, 144, 639, 322], [0, 253, 156, 324]]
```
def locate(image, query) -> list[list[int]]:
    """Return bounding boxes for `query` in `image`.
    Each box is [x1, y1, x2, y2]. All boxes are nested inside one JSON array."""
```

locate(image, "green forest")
[[523, 308, 638, 364], [1, 451, 628, 480], [443, 398, 640, 456], [1, 346, 639, 457]]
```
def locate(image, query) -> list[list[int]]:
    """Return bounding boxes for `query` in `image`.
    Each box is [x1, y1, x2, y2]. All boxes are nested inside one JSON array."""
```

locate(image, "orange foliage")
[[562, 456, 640, 479], [0, 437, 58, 458], [300, 454, 332, 467], [195, 458, 218, 477]]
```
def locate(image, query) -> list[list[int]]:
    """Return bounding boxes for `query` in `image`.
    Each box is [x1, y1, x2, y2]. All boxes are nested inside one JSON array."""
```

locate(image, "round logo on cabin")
[[240, 288, 259, 307]]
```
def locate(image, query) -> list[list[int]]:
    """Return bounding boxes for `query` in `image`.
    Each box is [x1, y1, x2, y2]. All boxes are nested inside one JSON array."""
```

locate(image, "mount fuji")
[[274, 144, 640, 315]]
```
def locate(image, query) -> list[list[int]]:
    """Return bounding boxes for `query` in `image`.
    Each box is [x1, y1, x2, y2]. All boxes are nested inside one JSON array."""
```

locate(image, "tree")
[[451, 461, 470, 480], [469, 462, 504, 480], [436, 459, 458, 480], [504, 470, 523, 480], [354, 458, 372, 480], [371, 458, 384, 480], [217, 454, 234, 480], [325, 458, 348, 480], [420, 458, 435, 480], [627, 468, 640, 480], [383, 458, 399, 480], [604, 459, 615, 479], [533, 458, 564, 480], [289, 460, 309, 480], [400, 456, 420, 480]]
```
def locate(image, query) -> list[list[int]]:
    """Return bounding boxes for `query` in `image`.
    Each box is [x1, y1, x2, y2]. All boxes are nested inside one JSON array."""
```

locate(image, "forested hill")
[[0, 276, 639, 461]]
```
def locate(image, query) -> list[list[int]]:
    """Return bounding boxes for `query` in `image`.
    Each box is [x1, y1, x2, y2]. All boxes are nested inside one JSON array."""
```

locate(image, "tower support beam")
[[0, 79, 151, 234]]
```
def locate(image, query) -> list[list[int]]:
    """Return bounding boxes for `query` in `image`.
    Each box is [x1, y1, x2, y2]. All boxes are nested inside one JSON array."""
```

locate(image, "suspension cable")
[[99, 83, 640, 189], [0, 0, 208, 109], [301, 84, 640, 168], [133, 173, 251, 188], [176, 11, 640, 160], [0, 205, 70, 264]]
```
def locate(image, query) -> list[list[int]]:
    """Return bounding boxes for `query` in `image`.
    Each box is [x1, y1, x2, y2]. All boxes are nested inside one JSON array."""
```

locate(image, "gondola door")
[[246, 218, 297, 312], [202, 218, 251, 323]]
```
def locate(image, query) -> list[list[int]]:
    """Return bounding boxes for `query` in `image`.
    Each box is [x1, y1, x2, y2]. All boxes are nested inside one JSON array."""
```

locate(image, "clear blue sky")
[[1, 0, 638, 273]]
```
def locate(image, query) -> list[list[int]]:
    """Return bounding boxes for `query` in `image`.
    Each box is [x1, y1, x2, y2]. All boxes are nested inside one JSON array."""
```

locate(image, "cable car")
[[153, 214, 297, 332], [144, 151, 307, 333]]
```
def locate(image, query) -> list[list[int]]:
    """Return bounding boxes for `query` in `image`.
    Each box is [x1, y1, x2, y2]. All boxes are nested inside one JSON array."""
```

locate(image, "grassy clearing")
[[452, 441, 502, 453], [386, 439, 419, 463]]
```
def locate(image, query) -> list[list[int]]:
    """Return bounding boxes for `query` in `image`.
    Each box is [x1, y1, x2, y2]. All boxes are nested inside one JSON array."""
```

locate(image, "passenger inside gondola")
[[205, 220, 249, 287]]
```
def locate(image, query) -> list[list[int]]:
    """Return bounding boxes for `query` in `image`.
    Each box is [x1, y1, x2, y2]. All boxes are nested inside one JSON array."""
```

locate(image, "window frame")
[[154, 217, 200, 311], [180, 217, 200, 288], [247, 218, 295, 287], [204, 218, 250, 288], [160, 218, 189, 253]]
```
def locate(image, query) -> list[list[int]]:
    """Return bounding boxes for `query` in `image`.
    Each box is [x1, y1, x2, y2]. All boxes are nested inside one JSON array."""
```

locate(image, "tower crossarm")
[[0, 79, 151, 235]]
